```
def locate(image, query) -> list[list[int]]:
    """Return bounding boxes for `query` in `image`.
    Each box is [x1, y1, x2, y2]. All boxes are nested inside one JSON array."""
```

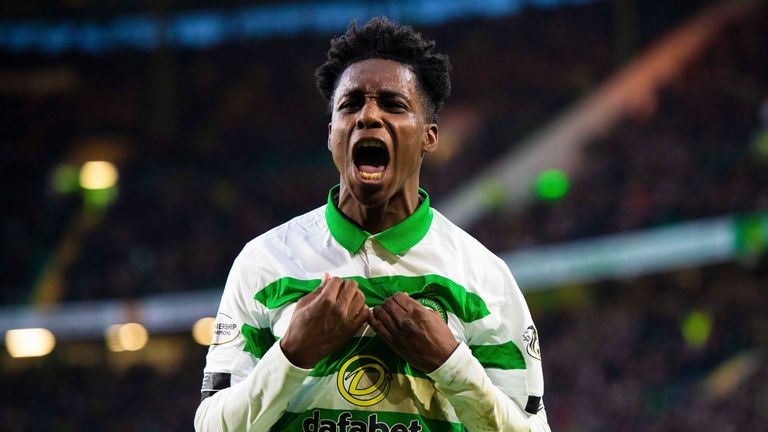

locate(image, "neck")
[[336, 183, 421, 234]]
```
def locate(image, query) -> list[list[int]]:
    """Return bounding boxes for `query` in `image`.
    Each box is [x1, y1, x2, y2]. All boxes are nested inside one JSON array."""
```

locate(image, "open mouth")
[[353, 140, 389, 181]]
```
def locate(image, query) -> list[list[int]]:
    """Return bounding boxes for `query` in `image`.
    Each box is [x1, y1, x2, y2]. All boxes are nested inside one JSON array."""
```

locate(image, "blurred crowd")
[[471, 7, 768, 251], [541, 262, 768, 431]]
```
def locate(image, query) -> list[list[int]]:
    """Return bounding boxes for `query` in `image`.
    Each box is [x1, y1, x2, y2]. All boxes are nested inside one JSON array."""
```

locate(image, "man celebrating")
[[195, 17, 550, 432]]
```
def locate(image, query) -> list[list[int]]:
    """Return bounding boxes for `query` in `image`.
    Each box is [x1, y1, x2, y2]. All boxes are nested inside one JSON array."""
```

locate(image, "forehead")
[[333, 58, 421, 100]]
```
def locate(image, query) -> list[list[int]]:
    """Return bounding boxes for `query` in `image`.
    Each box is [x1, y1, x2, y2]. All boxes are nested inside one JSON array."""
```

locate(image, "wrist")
[[279, 338, 317, 369], [424, 340, 460, 373]]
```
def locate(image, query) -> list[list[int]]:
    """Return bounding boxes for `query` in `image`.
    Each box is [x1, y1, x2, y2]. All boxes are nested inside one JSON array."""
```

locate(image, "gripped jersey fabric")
[[196, 186, 549, 431]]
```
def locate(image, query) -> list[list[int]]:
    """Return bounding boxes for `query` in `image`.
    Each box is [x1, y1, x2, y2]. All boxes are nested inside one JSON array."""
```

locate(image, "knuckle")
[[354, 290, 366, 302], [373, 308, 389, 322], [317, 296, 334, 309], [328, 301, 344, 314]]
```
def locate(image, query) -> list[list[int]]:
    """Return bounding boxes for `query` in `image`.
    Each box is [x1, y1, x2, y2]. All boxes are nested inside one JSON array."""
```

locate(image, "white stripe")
[[485, 369, 530, 406]]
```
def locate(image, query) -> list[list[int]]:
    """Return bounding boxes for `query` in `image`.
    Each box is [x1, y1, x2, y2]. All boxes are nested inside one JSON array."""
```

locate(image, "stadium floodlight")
[[105, 323, 148, 352], [79, 161, 119, 190], [192, 317, 216, 346], [5, 328, 56, 358]]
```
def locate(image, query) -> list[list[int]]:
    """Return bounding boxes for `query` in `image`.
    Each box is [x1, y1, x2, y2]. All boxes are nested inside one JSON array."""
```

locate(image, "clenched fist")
[[368, 292, 459, 373], [280, 276, 370, 369]]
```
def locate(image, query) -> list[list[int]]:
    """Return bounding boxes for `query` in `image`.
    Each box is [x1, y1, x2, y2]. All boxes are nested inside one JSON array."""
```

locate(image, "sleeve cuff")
[[427, 342, 485, 389], [272, 341, 314, 376], [250, 343, 312, 384]]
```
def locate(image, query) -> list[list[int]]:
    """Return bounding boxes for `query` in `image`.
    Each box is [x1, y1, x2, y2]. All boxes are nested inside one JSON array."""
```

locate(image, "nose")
[[356, 100, 383, 129]]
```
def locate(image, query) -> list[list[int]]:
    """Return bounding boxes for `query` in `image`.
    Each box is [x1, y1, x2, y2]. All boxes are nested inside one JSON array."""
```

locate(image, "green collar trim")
[[325, 185, 433, 255]]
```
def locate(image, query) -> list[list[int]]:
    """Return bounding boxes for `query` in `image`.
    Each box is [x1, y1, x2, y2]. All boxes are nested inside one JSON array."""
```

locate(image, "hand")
[[280, 276, 370, 369], [368, 292, 459, 373]]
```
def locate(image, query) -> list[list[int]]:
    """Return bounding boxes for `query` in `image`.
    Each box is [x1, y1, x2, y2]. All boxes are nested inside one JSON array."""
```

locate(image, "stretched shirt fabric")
[[195, 186, 550, 432]]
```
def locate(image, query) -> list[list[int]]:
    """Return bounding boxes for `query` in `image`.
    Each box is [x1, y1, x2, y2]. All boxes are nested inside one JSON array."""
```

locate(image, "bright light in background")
[[534, 169, 570, 201], [681, 310, 712, 348], [105, 323, 149, 352], [5, 328, 56, 358], [105, 324, 123, 352], [79, 161, 118, 190], [192, 317, 216, 346]]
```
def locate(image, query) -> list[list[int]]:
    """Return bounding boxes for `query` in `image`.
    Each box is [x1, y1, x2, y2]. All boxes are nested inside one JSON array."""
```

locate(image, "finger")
[[320, 276, 343, 300], [368, 311, 394, 342], [299, 286, 322, 306], [299, 276, 331, 305], [335, 279, 361, 308], [351, 304, 370, 329], [390, 292, 416, 311], [347, 288, 367, 316], [372, 305, 399, 333], [336, 286, 365, 322], [381, 294, 409, 317]]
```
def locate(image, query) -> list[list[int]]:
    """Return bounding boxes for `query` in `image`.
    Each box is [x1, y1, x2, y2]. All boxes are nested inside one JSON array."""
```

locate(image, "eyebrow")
[[337, 88, 410, 101]]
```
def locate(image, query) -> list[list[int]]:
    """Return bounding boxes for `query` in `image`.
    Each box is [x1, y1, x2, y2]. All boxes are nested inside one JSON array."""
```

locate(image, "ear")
[[327, 122, 333, 150], [422, 123, 438, 154]]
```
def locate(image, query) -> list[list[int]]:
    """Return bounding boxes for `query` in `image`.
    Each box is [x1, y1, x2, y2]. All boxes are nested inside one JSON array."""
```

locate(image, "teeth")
[[360, 171, 383, 180], [359, 140, 384, 148]]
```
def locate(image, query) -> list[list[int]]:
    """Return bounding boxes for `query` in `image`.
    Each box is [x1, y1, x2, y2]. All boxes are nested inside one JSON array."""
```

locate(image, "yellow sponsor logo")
[[337, 355, 392, 407]]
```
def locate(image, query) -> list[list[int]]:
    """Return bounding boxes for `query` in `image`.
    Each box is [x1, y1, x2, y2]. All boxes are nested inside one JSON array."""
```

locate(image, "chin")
[[348, 182, 391, 208]]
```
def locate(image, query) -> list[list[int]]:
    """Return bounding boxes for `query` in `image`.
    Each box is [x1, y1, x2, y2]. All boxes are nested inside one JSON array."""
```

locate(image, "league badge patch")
[[522, 325, 541, 360]]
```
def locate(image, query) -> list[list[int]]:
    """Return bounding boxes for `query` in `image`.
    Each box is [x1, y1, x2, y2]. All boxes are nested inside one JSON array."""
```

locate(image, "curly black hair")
[[315, 16, 451, 122]]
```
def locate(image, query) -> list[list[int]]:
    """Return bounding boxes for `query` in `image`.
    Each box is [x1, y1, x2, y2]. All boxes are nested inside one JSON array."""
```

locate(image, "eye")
[[338, 99, 362, 112], [383, 99, 408, 112]]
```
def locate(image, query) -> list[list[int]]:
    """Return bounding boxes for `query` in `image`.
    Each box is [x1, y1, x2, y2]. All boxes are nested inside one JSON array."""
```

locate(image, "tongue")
[[359, 165, 385, 173]]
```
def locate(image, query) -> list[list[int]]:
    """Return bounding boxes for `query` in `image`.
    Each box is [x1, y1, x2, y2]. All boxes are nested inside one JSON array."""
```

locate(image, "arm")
[[428, 342, 550, 432], [195, 344, 311, 432], [194, 250, 303, 432], [430, 261, 550, 432], [195, 262, 369, 431], [369, 267, 550, 431]]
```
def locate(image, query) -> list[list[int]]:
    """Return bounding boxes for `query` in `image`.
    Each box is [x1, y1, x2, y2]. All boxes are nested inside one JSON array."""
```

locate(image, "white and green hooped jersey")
[[195, 186, 550, 432]]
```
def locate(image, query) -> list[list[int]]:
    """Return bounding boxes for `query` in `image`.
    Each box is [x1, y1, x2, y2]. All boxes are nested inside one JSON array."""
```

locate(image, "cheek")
[[328, 135, 348, 173], [395, 126, 425, 164]]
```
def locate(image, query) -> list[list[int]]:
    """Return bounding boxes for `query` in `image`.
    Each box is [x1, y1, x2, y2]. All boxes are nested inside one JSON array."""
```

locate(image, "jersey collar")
[[325, 185, 433, 255]]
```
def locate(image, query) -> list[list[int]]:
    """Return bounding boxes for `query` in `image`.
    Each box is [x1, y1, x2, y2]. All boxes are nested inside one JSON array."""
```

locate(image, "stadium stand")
[[470, 6, 768, 251]]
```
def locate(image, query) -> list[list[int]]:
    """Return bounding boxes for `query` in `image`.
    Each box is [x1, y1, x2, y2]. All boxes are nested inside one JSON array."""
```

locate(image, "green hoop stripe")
[[469, 341, 526, 370], [241, 323, 276, 358], [254, 275, 490, 323], [239, 325, 526, 373]]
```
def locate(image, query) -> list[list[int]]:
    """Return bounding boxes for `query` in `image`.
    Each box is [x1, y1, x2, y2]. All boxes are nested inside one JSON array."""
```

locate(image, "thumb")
[[301, 273, 330, 304]]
